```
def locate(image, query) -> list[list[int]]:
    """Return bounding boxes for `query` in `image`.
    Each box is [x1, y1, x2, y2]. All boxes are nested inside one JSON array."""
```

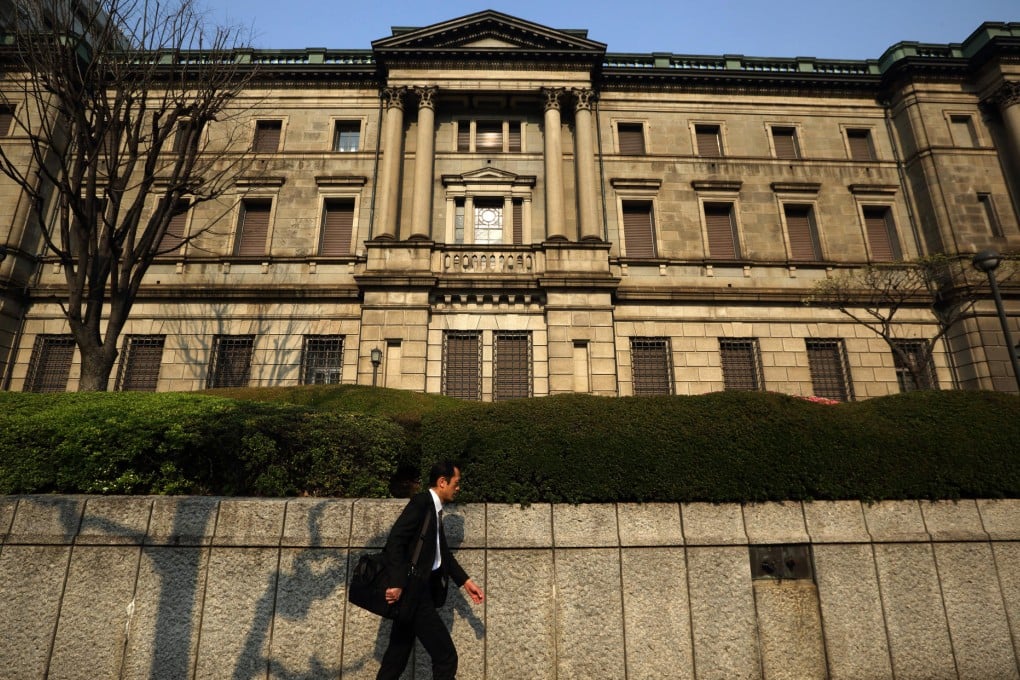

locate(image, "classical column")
[[573, 88, 600, 241], [542, 87, 567, 241], [409, 86, 437, 240], [993, 81, 1020, 161], [375, 87, 406, 240]]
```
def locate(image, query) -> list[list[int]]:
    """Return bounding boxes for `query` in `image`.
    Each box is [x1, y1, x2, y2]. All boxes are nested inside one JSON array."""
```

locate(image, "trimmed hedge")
[[0, 392, 401, 496], [419, 390, 1020, 503]]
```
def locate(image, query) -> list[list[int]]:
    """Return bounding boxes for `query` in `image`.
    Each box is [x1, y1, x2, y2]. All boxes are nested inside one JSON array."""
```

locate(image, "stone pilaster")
[[409, 86, 437, 241], [573, 88, 600, 242], [375, 87, 406, 240], [542, 87, 567, 241], [992, 81, 1020, 163]]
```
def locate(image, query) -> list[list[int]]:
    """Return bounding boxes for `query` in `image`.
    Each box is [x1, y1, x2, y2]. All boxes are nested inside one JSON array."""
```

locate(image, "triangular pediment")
[[443, 167, 537, 188], [372, 10, 605, 55]]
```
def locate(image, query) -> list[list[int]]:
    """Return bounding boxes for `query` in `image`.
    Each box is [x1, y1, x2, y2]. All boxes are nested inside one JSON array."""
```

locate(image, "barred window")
[[806, 339, 854, 402], [207, 335, 254, 388], [24, 335, 75, 393], [494, 331, 532, 400], [720, 338, 764, 391], [631, 337, 673, 396], [302, 335, 344, 385], [893, 340, 937, 392], [116, 335, 165, 391], [443, 331, 481, 400]]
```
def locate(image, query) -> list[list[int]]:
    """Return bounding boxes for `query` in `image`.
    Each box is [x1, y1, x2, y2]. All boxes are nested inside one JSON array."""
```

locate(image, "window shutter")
[[617, 123, 645, 154], [457, 121, 470, 151], [253, 121, 282, 152], [696, 125, 721, 156], [512, 198, 523, 245], [0, 108, 13, 136], [476, 121, 502, 151], [494, 332, 531, 400], [705, 204, 738, 259], [772, 127, 799, 159], [117, 335, 165, 391], [785, 205, 820, 260], [235, 201, 271, 256], [863, 207, 901, 262], [508, 122, 522, 152], [319, 199, 354, 255], [159, 203, 189, 253], [847, 130, 875, 160], [622, 202, 655, 258]]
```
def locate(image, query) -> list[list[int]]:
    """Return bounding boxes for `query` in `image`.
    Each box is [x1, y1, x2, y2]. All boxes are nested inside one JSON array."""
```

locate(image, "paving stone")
[[681, 502, 747, 545], [921, 500, 989, 541], [743, 502, 808, 544], [212, 498, 286, 547], [145, 496, 219, 546], [618, 503, 683, 546], [281, 498, 353, 548], [803, 500, 870, 543], [486, 503, 552, 548], [7, 496, 85, 544], [77, 496, 152, 545], [553, 503, 618, 547], [863, 500, 929, 542]]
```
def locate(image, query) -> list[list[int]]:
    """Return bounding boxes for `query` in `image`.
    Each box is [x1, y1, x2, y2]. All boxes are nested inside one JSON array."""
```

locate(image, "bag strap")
[[407, 507, 432, 576]]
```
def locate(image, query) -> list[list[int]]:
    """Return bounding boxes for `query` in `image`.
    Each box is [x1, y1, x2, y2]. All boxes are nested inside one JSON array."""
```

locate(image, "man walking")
[[377, 460, 485, 680]]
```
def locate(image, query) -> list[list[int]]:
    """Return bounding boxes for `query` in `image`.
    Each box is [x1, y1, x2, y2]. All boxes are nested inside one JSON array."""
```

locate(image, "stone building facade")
[[1, 11, 1019, 397]]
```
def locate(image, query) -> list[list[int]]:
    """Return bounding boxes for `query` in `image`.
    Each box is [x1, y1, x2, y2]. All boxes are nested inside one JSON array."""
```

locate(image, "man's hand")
[[385, 587, 402, 604], [463, 578, 484, 604]]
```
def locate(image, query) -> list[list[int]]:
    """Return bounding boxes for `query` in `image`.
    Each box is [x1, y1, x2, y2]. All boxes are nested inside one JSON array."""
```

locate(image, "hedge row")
[[0, 392, 401, 496], [419, 390, 1020, 503]]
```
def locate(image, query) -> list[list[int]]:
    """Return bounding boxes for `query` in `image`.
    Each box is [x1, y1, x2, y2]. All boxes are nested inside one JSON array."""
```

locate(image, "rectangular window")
[[705, 203, 740, 259], [207, 335, 254, 388], [454, 198, 465, 244], [494, 331, 532, 400], [475, 121, 503, 152], [695, 124, 722, 157], [512, 198, 523, 245], [473, 199, 503, 244], [234, 199, 271, 256], [301, 335, 344, 385], [949, 114, 978, 148], [24, 335, 75, 393], [443, 331, 481, 400], [617, 123, 646, 155], [720, 338, 764, 391], [253, 120, 282, 152], [863, 206, 902, 262], [0, 106, 13, 136], [631, 337, 673, 396], [508, 122, 522, 152], [457, 120, 471, 152], [846, 129, 876, 161], [172, 119, 201, 154], [893, 340, 937, 392], [784, 205, 822, 261], [116, 335, 165, 392], [332, 121, 360, 152], [771, 126, 800, 159], [622, 201, 656, 258], [806, 339, 853, 402], [319, 198, 354, 256], [978, 193, 1003, 237], [158, 201, 189, 253]]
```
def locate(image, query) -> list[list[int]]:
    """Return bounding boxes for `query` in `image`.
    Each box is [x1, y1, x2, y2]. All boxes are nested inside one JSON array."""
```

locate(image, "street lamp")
[[370, 347, 382, 387], [972, 248, 1020, 392]]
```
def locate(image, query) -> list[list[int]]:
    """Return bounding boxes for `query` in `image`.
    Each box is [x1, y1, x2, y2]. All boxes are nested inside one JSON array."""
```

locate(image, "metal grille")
[[116, 335, 165, 391], [806, 339, 854, 402], [631, 337, 673, 396], [302, 335, 344, 385], [893, 340, 937, 392], [207, 335, 255, 388], [494, 332, 532, 400], [443, 331, 481, 400], [720, 338, 764, 391], [24, 335, 75, 393]]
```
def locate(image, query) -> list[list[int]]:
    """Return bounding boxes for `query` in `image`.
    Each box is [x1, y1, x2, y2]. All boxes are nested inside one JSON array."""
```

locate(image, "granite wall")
[[1, 495, 1018, 679]]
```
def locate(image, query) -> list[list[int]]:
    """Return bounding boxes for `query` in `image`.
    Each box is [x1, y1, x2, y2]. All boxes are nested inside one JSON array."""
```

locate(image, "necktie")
[[433, 509, 444, 571]]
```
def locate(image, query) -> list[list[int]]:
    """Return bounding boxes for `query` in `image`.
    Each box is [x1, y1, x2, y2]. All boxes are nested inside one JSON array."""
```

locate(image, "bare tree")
[[0, 0, 256, 390], [806, 254, 1010, 390]]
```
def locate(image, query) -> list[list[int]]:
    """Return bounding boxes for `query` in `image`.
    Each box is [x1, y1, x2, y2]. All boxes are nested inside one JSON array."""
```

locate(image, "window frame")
[[24, 334, 76, 393], [978, 193, 1003, 238], [318, 196, 357, 256], [719, 338, 764, 391], [206, 335, 255, 389], [301, 335, 344, 385], [157, 199, 191, 255], [116, 335, 165, 392], [769, 125, 801, 160], [860, 204, 903, 262], [782, 203, 823, 261], [620, 199, 658, 259], [630, 337, 674, 396], [844, 127, 877, 161], [454, 119, 526, 153], [233, 198, 274, 257], [442, 330, 482, 400], [616, 121, 647, 155], [252, 119, 284, 153], [892, 340, 937, 392], [692, 123, 724, 157], [331, 119, 361, 152], [805, 338, 854, 402], [0, 105, 14, 137], [493, 331, 533, 400], [702, 201, 742, 260], [946, 112, 979, 148]]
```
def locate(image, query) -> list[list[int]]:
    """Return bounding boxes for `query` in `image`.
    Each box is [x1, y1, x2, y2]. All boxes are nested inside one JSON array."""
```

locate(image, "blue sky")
[[200, 0, 1018, 60]]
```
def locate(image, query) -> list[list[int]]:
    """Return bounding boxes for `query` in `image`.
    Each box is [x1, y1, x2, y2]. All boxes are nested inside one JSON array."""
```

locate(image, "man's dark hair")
[[428, 460, 459, 487]]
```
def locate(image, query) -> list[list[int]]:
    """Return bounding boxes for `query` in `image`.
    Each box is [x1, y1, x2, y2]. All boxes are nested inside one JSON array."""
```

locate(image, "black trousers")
[[376, 578, 457, 680]]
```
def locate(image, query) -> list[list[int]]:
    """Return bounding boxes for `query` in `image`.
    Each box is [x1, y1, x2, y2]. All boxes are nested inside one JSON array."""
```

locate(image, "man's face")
[[435, 468, 461, 504]]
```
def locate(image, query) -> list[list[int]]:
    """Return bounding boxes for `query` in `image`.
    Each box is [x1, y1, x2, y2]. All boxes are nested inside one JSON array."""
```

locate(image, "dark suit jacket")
[[381, 491, 469, 607]]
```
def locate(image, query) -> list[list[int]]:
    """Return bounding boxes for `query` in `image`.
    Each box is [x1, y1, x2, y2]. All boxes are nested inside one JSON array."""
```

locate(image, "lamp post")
[[972, 248, 1020, 392], [370, 347, 382, 387]]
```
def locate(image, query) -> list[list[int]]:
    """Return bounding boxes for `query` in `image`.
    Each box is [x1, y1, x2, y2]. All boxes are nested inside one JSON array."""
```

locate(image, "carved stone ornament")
[[415, 86, 438, 110], [993, 81, 1020, 109], [381, 86, 407, 110], [542, 87, 565, 111], [572, 88, 596, 111]]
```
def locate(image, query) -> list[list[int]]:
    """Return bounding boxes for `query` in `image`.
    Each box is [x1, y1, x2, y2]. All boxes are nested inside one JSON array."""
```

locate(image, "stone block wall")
[[1, 496, 1018, 679]]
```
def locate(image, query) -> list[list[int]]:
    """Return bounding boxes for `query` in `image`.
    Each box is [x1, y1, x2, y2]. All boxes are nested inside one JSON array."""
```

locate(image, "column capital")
[[542, 87, 565, 111], [992, 81, 1020, 109], [381, 86, 407, 110], [415, 86, 438, 111], [572, 88, 597, 111]]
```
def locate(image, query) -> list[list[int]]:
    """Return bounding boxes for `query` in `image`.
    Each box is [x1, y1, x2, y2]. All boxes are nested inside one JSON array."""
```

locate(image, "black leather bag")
[[348, 510, 431, 620]]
